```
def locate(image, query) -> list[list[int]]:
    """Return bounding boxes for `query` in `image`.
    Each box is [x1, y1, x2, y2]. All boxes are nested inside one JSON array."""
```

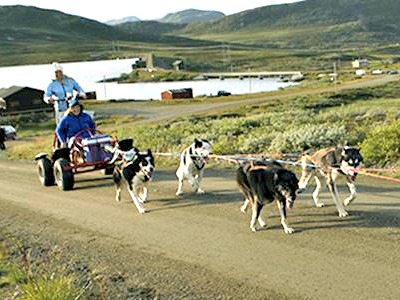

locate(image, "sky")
[[0, 0, 301, 22]]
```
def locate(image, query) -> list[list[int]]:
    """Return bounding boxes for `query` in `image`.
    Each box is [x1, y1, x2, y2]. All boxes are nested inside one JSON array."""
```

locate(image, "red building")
[[161, 88, 193, 100]]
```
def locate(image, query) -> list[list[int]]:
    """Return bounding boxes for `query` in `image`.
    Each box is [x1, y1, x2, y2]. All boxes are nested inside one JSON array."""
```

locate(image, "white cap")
[[52, 62, 63, 72]]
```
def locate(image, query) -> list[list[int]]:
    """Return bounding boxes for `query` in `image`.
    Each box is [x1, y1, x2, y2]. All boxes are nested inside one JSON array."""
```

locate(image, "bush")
[[269, 124, 348, 153], [360, 120, 400, 166]]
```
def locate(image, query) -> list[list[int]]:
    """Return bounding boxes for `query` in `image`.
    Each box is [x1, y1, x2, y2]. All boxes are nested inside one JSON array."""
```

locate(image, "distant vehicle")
[[217, 90, 231, 96], [372, 69, 383, 75], [291, 74, 305, 82], [278, 76, 290, 83], [387, 70, 399, 75], [0, 125, 17, 140], [355, 69, 367, 77]]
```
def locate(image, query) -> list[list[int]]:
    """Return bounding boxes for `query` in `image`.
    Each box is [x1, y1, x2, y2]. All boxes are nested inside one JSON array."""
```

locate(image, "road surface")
[[1, 160, 399, 299]]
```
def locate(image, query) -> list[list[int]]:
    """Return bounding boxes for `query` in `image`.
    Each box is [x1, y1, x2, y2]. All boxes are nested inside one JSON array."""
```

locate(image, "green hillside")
[[0, 5, 218, 67], [117, 21, 186, 36], [0, 5, 132, 41], [180, 0, 400, 48]]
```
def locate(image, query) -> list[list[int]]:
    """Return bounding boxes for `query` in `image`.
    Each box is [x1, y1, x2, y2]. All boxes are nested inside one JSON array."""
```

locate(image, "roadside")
[[1, 200, 282, 300]]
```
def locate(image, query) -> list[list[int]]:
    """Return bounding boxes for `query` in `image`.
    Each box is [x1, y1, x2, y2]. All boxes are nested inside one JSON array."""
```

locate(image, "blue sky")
[[0, 0, 301, 22]]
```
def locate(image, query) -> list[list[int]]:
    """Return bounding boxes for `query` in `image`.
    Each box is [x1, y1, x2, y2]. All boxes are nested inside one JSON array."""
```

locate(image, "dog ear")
[[194, 138, 203, 148], [147, 149, 152, 156]]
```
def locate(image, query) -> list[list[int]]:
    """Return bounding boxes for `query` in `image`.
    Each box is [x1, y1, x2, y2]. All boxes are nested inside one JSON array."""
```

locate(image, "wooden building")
[[161, 88, 193, 100], [0, 86, 48, 114]]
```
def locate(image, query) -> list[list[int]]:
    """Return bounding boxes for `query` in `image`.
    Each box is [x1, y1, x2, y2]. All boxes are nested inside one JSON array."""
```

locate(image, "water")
[[0, 58, 296, 100]]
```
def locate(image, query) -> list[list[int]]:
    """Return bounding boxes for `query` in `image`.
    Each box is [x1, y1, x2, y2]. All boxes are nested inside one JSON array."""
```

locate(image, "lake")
[[0, 58, 296, 100]]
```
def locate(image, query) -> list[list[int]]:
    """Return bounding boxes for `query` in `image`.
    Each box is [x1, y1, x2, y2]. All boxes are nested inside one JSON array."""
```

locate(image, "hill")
[[105, 16, 140, 26], [0, 5, 219, 66], [0, 5, 132, 42], [181, 0, 400, 48], [159, 9, 225, 24], [117, 21, 186, 36]]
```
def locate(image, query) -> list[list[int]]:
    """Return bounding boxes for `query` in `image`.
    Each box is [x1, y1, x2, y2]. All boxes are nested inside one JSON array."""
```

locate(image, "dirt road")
[[1, 160, 399, 299]]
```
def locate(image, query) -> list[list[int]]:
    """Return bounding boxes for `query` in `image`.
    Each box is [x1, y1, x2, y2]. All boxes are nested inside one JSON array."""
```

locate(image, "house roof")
[[165, 88, 192, 94], [0, 86, 44, 98], [0, 86, 25, 98]]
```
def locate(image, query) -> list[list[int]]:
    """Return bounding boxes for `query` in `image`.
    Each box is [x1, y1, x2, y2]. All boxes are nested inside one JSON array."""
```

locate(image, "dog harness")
[[189, 147, 206, 170]]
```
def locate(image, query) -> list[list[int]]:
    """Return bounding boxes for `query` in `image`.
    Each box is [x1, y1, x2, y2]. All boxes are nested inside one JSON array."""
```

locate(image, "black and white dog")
[[176, 139, 212, 196], [0, 128, 6, 150], [112, 139, 155, 214], [237, 160, 300, 234], [298, 146, 363, 217]]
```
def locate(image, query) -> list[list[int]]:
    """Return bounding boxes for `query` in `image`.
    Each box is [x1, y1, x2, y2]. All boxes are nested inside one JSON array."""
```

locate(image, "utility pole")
[[103, 75, 107, 99]]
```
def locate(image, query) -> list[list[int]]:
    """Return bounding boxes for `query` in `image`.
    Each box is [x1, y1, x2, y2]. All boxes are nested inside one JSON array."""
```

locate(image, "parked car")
[[0, 125, 17, 140], [387, 70, 400, 75], [217, 90, 231, 96], [372, 69, 383, 75], [355, 69, 367, 77]]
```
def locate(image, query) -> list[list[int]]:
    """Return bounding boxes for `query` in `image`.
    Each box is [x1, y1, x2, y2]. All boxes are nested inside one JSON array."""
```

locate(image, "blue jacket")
[[56, 112, 96, 144], [45, 76, 85, 112]]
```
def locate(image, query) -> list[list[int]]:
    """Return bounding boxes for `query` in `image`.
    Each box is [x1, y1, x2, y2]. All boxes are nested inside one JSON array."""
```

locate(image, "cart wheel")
[[102, 165, 115, 175], [54, 158, 74, 191], [37, 157, 54, 186]]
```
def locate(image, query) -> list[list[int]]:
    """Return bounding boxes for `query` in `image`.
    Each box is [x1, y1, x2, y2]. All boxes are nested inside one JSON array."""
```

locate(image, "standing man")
[[44, 62, 86, 124]]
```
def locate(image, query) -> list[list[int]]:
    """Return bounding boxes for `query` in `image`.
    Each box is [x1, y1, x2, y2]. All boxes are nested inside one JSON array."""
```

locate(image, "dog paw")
[[344, 198, 354, 206], [315, 203, 324, 208], [258, 220, 267, 228], [196, 189, 205, 195], [297, 188, 306, 194], [250, 227, 257, 233], [115, 197, 121, 202], [176, 191, 183, 196], [138, 198, 147, 204], [138, 208, 147, 214], [240, 205, 247, 214], [338, 210, 349, 218], [284, 227, 295, 234]]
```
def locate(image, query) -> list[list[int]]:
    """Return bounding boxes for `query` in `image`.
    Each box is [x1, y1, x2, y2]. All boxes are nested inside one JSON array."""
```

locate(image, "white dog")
[[176, 139, 212, 196]]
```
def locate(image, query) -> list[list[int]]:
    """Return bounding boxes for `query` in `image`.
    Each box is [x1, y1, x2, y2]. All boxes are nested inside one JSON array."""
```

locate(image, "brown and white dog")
[[237, 160, 300, 234], [176, 139, 212, 196], [298, 146, 363, 217]]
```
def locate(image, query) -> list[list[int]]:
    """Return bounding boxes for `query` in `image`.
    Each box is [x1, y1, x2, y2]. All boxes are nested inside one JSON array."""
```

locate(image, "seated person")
[[55, 98, 95, 148]]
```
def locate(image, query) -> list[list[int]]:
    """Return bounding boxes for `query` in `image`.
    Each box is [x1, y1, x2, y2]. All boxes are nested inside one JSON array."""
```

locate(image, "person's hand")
[[60, 143, 67, 148], [48, 98, 55, 104], [80, 93, 87, 99]]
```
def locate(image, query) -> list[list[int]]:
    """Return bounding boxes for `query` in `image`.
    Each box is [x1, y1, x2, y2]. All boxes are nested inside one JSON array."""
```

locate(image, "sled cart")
[[35, 129, 117, 191]]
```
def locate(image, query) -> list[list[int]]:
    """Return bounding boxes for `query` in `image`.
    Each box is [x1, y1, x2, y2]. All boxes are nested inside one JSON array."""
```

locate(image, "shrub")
[[360, 120, 400, 166], [269, 124, 348, 153]]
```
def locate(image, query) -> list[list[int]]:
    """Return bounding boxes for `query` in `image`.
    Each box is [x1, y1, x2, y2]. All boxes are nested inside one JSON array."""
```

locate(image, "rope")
[[153, 151, 399, 183]]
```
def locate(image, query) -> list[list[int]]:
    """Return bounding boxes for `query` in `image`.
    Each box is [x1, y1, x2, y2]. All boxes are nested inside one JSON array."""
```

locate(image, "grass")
[[0, 233, 108, 300]]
